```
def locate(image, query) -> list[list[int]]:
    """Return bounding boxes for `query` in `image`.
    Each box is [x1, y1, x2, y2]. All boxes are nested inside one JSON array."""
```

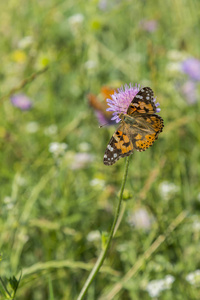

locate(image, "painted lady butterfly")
[[103, 87, 164, 165]]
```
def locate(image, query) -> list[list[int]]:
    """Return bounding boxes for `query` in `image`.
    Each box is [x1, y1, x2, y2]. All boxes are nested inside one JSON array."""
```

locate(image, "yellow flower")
[[12, 50, 26, 63]]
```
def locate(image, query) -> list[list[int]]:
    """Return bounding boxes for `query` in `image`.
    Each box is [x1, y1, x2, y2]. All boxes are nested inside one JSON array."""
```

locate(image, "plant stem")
[[77, 156, 130, 300]]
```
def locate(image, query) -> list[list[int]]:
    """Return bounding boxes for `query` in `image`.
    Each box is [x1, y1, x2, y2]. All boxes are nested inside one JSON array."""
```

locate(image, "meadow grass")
[[0, 0, 200, 299]]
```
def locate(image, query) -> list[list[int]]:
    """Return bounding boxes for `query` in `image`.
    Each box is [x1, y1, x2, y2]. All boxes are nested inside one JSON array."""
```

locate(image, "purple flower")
[[106, 83, 160, 123], [11, 94, 33, 110], [181, 81, 197, 105], [139, 19, 158, 32], [95, 111, 115, 126], [182, 58, 200, 81], [127, 208, 153, 231], [98, 0, 107, 10]]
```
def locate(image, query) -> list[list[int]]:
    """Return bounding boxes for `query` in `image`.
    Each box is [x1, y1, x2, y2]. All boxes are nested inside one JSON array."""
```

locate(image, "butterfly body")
[[103, 87, 164, 166]]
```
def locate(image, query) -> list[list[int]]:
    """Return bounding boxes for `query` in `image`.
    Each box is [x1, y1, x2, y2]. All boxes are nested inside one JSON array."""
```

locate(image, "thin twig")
[[0, 66, 49, 102]]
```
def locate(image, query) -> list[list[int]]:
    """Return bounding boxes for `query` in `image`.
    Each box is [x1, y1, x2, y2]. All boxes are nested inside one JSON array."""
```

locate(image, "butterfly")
[[103, 87, 164, 165]]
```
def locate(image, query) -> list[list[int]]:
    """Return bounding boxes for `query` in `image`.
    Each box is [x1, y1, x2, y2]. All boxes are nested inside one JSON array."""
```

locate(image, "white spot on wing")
[[107, 145, 114, 151]]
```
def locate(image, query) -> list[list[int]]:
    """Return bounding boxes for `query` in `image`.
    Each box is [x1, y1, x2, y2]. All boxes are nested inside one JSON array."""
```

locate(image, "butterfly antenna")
[[99, 123, 109, 128]]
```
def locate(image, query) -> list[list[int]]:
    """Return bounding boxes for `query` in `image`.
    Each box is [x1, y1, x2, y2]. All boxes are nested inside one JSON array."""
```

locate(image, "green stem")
[[77, 156, 130, 300], [0, 277, 11, 297]]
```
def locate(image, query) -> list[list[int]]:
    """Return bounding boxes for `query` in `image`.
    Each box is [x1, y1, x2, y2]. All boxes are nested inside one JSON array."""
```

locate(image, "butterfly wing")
[[128, 114, 164, 152], [103, 124, 134, 165], [127, 87, 157, 115], [125, 87, 164, 151]]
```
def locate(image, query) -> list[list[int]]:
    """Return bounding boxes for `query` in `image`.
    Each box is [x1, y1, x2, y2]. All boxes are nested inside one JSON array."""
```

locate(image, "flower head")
[[186, 270, 200, 285], [49, 142, 68, 157], [127, 208, 153, 231], [146, 275, 175, 298], [106, 83, 160, 123], [11, 94, 33, 110], [182, 57, 200, 81], [139, 19, 158, 32], [70, 153, 94, 170], [181, 80, 197, 105]]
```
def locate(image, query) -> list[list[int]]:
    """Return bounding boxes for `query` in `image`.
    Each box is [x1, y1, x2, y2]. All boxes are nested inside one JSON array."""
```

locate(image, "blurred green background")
[[0, 0, 200, 299]]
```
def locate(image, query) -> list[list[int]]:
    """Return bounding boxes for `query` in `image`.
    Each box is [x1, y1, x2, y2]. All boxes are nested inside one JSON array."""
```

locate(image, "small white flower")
[[68, 13, 84, 25], [127, 208, 153, 230], [49, 142, 68, 157], [192, 219, 200, 231], [159, 181, 179, 200], [68, 13, 84, 35], [146, 275, 175, 298], [16, 175, 26, 186], [3, 197, 14, 210], [87, 230, 101, 242], [26, 121, 39, 133], [44, 124, 58, 136], [3, 196, 12, 204], [70, 153, 94, 169], [84, 60, 97, 70], [186, 270, 200, 285], [163, 275, 175, 287], [18, 36, 33, 49], [19, 232, 29, 243], [167, 49, 187, 61], [90, 178, 105, 188], [166, 62, 182, 73], [146, 279, 164, 298], [6, 203, 15, 210]]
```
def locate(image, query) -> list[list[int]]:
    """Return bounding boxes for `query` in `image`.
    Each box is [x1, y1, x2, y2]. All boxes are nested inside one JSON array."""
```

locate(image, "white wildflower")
[[68, 13, 84, 35], [26, 121, 39, 133], [186, 270, 200, 285], [159, 181, 179, 200], [70, 153, 94, 170], [127, 208, 153, 230], [167, 49, 187, 61], [90, 178, 105, 189], [166, 62, 182, 73], [18, 36, 33, 49], [49, 142, 68, 157], [146, 275, 175, 298], [84, 60, 97, 70], [68, 13, 84, 25], [44, 124, 58, 136], [87, 230, 101, 242]]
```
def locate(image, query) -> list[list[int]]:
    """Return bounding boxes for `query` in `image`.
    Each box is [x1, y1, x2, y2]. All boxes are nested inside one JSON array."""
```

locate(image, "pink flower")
[[181, 81, 197, 105], [140, 19, 158, 32], [106, 83, 160, 123], [182, 58, 200, 81], [11, 94, 33, 110]]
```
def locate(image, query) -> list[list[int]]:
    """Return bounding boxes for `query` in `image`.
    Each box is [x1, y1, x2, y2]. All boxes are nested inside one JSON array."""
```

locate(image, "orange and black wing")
[[127, 87, 157, 115], [103, 124, 133, 165], [129, 114, 164, 152]]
